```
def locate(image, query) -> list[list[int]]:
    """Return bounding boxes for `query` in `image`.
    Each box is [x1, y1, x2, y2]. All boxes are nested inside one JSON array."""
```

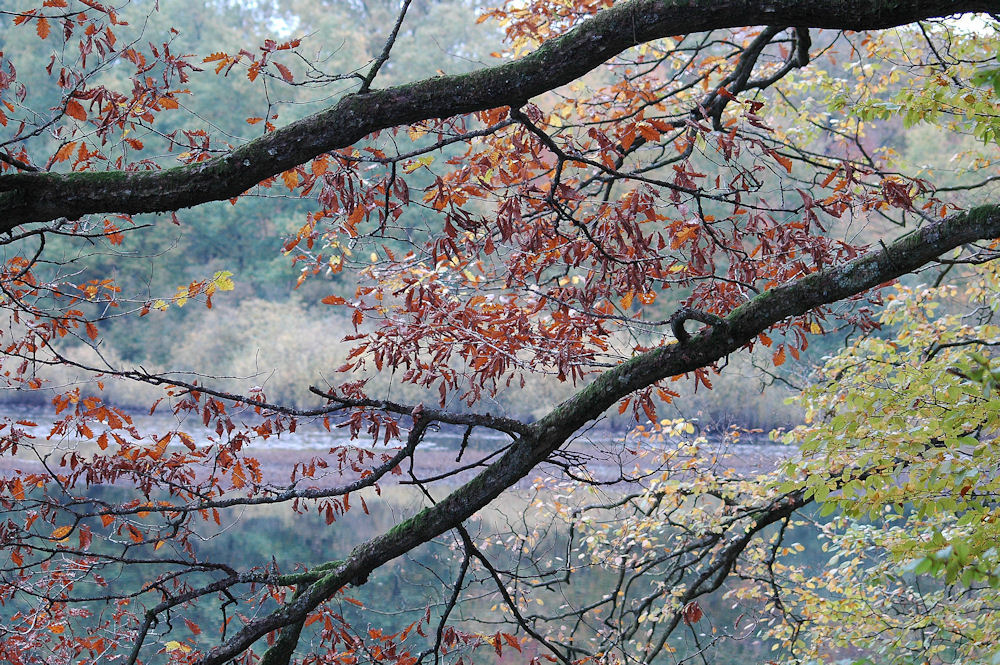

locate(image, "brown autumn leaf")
[[682, 601, 703, 626], [65, 99, 87, 122]]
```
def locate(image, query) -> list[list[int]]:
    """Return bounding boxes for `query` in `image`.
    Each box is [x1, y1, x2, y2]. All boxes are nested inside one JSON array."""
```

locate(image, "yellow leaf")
[[403, 155, 434, 173], [174, 286, 190, 308], [164, 640, 191, 653], [212, 270, 235, 291], [51, 525, 72, 540]]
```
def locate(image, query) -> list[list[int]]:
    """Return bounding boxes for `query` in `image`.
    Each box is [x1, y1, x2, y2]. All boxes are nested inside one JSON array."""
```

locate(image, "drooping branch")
[[196, 204, 1000, 665], [0, 0, 991, 230]]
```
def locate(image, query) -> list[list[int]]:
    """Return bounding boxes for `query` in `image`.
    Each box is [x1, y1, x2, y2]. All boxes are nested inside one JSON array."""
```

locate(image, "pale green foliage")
[[847, 21, 1000, 143], [556, 263, 1000, 664], [768, 262, 1000, 663]]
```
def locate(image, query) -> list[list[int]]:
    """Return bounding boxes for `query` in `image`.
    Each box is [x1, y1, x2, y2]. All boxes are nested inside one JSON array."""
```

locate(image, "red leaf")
[[682, 601, 703, 625], [185, 618, 202, 635], [274, 62, 294, 83], [65, 99, 87, 122]]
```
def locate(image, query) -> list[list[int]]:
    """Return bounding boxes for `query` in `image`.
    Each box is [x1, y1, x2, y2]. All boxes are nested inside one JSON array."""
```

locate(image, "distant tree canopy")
[[0, 1, 998, 664]]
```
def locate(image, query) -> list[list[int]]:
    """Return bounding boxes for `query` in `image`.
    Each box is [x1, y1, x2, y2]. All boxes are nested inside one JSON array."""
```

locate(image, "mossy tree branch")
[[198, 204, 1000, 665], [0, 0, 992, 230]]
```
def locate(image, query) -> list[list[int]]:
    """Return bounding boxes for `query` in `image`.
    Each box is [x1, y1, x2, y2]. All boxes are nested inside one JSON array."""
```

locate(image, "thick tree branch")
[[197, 204, 1000, 665], [0, 0, 991, 230]]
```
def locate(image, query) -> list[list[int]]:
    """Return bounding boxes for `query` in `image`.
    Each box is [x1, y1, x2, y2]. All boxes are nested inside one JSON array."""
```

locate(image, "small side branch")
[[360, 0, 413, 94], [669, 307, 728, 344]]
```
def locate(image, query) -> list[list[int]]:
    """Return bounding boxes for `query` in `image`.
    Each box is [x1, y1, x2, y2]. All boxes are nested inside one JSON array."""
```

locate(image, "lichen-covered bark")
[[198, 204, 1000, 665], [0, 0, 992, 230]]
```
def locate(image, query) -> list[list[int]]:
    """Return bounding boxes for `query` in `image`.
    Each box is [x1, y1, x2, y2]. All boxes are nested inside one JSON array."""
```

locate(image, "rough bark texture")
[[0, 0, 992, 230], [199, 204, 1000, 665]]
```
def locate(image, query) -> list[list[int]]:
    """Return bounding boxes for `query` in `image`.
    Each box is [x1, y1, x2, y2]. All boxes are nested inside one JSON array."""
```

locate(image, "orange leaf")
[[53, 142, 77, 163], [150, 435, 170, 460], [100, 513, 114, 527], [641, 398, 656, 423], [65, 99, 87, 122], [347, 204, 365, 231], [85, 321, 98, 340], [773, 152, 792, 174], [502, 633, 521, 651], [274, 62, 294, 83], [51, 525, 72, 540], [158, 96, 179, 110], [36, 17, 50, 39], [321, 295, 346, 305], [127, 525, 144, 543], [11, 478, 25, 500], [281, 169, 299, 191], [773, 345, 786, 367], [231, 462, 246, 489], [311, 157, 329, 175]]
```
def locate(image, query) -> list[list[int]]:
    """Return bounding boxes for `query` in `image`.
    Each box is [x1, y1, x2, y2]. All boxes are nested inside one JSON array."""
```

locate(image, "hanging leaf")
[[65, 99, 87, 122]]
